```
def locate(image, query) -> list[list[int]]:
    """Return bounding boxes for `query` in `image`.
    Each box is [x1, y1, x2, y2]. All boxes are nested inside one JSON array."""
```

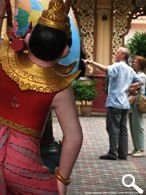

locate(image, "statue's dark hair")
[[29, 24, 68, 61]]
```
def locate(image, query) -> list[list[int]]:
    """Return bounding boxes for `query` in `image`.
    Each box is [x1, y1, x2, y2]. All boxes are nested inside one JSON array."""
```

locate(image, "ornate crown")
[[37, 0, 71, 40]]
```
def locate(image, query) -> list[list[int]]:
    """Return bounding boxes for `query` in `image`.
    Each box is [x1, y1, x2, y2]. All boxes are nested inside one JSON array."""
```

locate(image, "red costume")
[[0, 36, 80, 194]]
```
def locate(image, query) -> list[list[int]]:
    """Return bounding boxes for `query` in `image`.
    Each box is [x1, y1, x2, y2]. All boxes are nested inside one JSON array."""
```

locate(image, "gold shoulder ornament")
[[0, 35, 80, 93]]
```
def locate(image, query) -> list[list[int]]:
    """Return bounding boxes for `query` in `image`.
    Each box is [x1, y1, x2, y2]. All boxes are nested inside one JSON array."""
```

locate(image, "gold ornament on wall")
[[112, 0, 145, 59], [72, 0, 96, 61]]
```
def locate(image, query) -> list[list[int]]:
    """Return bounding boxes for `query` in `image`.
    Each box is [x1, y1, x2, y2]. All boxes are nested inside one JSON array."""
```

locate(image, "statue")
[[0, 0, 83, 194]]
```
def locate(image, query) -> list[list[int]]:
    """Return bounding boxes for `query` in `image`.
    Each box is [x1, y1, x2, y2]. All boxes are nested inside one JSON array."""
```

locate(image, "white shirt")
[[137, 71, 146, 94], [106, 61, 142, 109]]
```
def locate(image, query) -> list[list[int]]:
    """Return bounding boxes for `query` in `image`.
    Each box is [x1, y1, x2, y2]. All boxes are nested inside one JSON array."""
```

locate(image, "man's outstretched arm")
[[82, 59, 108, 72]]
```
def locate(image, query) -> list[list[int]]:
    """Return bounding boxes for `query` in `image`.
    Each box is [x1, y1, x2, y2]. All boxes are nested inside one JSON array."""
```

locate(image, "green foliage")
[[72, 79, 99, 104], [126, 32, 146, 58]]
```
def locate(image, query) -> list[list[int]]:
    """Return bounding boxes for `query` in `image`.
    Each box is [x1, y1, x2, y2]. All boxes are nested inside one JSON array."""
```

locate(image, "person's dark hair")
[[29, 24, 68, 61]]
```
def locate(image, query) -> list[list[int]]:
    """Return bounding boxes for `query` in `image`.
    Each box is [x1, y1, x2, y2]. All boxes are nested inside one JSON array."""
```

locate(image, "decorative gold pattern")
[[0, 35, 80, 93], [38, 0, 71, 39], [72, 0, 96, 60], [0, 116, 42, 138], [112, 0, 145, 58], [72, 0, 145, 73]]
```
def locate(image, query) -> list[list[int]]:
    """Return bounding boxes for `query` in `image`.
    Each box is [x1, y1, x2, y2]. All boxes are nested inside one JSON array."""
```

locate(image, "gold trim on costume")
[[0, 116, 42, 138], [0, 35, 80, 93], [54, 62, 76, 75]]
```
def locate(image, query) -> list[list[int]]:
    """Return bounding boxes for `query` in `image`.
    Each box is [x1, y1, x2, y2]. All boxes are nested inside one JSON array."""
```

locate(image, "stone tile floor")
[[53, 116, 146, 195]]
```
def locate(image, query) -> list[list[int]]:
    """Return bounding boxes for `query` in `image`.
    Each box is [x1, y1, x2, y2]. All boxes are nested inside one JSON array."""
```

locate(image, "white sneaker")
[[132, 151, 145, 157], [128, 150, 136, 155]]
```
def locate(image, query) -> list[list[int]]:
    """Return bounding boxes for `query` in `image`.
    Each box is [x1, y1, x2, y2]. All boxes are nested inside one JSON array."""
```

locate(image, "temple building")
[[72, 0, 146, 113]]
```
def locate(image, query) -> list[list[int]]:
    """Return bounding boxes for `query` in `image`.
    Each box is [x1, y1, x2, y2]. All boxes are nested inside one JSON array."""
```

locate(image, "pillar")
[[92, 0, 112, 113]]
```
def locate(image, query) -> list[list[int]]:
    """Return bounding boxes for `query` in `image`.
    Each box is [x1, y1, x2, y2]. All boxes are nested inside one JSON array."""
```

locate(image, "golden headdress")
[[37, 0, 72, 40]]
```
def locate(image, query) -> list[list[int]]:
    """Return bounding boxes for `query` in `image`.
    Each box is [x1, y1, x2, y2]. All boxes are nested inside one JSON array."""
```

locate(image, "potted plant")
[[72, 78, 99, 116]]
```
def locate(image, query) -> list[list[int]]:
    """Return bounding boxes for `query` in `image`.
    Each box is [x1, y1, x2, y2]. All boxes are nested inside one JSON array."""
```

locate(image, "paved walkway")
[[53, 116, 146, 195]]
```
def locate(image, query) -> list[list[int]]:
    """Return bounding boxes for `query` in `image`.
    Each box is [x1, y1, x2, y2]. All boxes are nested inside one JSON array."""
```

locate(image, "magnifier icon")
[[122, 174, 143, 194]]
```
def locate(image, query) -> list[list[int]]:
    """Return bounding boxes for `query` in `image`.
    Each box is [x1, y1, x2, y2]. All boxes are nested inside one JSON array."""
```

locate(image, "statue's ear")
[[60, 45, 70, 59]]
